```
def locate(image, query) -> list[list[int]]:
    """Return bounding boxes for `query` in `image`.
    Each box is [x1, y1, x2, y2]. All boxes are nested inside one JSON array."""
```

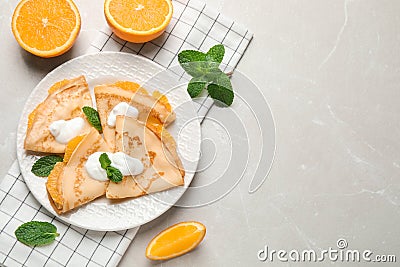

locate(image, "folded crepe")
[[24, 76, 93, 153], [94, 84, 176, 152], [106, 116, 185, 199], [46, 128, 111, 214]]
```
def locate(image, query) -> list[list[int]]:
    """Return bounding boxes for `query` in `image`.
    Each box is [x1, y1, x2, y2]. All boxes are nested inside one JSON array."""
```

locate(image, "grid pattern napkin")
[[0, 0, 253, 266]]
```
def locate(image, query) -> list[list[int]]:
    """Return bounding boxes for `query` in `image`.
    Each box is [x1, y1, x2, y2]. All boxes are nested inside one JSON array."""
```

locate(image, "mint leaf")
[[208, 69, 233, 90], [187, 77, 207, 98], [206, 44, 225, 64], [82, 106, 102, 132], [207, 83, 234, 106], [178, 50, 208, 77], [31, 155, 63, 177], [15, 221, 59, 246], [178, 50, 206, 64], [99, 153, 111, 169], [178, 44, 235, 106], [106, 166, 123, 183], [207, 72, 234, 106], [99, 153, 123, 183]]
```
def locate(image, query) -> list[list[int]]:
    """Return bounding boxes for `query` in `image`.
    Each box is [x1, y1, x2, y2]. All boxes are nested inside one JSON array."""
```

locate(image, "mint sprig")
[[15, 221, 59, 246], [31, 155, 63, 177], [99, 153, 123, 183], [99, 152, 112, 169], [178, 44, 234, 106], [105, 166, 123, 183], [82, 106, 102, 132]]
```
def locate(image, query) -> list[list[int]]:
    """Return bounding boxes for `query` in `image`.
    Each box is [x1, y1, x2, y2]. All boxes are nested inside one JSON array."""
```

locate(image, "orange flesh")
[[46, 162, 65, 208], [146, 222, 206, 260], [108, 0, 170, 32], [111, 81, 172, 114], [63, 135, 85, 163], [27, 78, 72, 129], [14, 0, 80, 51], [153, 90, 172, 112], [27, 106, 39, 129], [111, 81, 148, 95], [48, 79, 70, 94], [46, 134, 85, 209]]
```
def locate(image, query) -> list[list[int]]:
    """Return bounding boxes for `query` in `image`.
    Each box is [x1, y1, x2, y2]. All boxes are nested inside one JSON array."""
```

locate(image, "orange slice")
[[146, 221, 206, 260], [63, 135, 85, 163], [48, 79, 70, 94], [104, 0, 173, 43], [110, 81, 172, 113], [153, 90, 172, 112], [27, 106, 40, 130], [11, 0, 81, 58], [27, 78, 74, 129], [46, 162, 65, 209], [111, 81, 149, 95]]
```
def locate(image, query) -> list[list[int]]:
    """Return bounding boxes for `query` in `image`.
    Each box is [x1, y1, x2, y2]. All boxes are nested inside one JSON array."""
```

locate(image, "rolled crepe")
[[46, 128, 111, 214], [94, 84, 176, 152], [24, 76, 92, 153], [106, 116, 184, 199]]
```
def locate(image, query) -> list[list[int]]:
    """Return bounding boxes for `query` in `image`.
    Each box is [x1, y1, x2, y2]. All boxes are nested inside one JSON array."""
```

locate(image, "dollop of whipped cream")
[[85, 152, 144, 182], [49, 117, 85, 144], [107, 102, 139, 127]]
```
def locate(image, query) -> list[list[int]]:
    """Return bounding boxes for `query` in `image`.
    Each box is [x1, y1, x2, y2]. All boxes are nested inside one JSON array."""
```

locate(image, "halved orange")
[[104, 0, 173, 43], [11, 0, 81, 58], [146, 221, 206, 260]]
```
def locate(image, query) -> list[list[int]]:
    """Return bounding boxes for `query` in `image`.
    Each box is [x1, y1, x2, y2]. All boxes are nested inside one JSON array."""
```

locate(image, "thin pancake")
[[24, 76, 92, 153], [94, 85, 176, 152], [106, 116, 184, 199], [46, 128, 111, 214]]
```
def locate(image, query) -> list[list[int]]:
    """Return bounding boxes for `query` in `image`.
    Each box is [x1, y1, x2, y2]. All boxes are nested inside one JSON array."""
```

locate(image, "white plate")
[[17, 52, 201, 231]]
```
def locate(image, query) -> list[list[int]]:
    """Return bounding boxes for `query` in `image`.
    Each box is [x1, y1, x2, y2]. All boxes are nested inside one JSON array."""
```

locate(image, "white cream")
[[85, 152, 144, 182], [49, 117, 85, 144], [107, 102, 139, 127]]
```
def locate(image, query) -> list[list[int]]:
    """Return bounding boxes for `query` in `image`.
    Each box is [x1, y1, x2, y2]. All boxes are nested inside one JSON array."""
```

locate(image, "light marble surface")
[[1, 0, 400, 266]]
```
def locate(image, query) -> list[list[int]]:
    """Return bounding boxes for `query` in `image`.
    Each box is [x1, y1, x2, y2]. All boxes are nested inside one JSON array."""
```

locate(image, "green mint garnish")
[[105, 166, 123, 183], [187, 77, 207, 98], [99, 153, 123, 183], [205, 44, 225, 63], [178, 44, 234, 106], [82, 106, 102, 132], [99, 152, 112, 169], [31, 155, 63, 177], [15, 221, 59, 246]]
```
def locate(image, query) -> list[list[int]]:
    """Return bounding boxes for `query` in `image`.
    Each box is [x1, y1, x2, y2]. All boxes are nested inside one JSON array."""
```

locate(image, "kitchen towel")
[[0, 0, 253, 266]]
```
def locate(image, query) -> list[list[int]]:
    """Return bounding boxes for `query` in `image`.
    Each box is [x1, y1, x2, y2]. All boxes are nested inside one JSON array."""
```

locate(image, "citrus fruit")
[[46, 162, 65, 209], [28, 78, 74, 129], [48, 79, 70, 94], [104, 0, 173, 43], [111, 81, 148, 95], [63, 135, 85, 163], [110, 81, 172, 113], [146, 221, 206, 260], [153, 90, 172, 112], [11, 0, 81, 58]]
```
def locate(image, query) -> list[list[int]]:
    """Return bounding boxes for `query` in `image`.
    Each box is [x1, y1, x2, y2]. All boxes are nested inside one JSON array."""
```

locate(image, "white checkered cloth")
[[0, 0, 253, 266]]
